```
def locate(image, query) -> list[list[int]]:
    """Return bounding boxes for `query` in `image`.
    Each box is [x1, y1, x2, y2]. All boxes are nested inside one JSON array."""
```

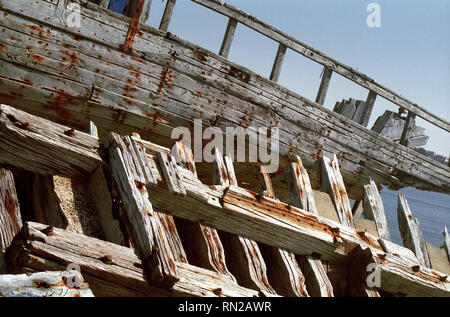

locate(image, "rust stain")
[[130, 56, 147, 65], [63, 128, 76, 137], [227, 66, 250, 83], [193, 50, 207, 62], [121, 0, 145, 52], [31, 54, 45, 62], [135, 180, 147, 194], [71, 35, 82, 42], [129, 71, 141, 79], [44, 89, 76, 120], [0, 43, 7, 51]]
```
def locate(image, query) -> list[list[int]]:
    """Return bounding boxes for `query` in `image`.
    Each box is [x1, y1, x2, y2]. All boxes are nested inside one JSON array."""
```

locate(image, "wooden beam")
[[359, 90, 377, 127], [105, 132, 179, 288], [0, 105, 101, 178], [191, 0, 450, 132], [0, 167, 22, 273], [321, 154, 354, 227], [315, 67, 333, 105], [285, 156, 318, 214], [157, 151, 186, 195], [399, 111, 417, 147], [397, 192, 431, 268], [258, 166, 276, 199], [171, 141, 197, 177], [159, 0, 176, 32], [0, 271, 94, 297], [211, 147, 275, 294], [219, 18, 238, 58], [31, 174, 67, 229], [269, 43, 287, 82], [363, 179, 391, 241], [298, 256, 334, 297], [7, 222, 268, 297], [442, 226, 450, 262]]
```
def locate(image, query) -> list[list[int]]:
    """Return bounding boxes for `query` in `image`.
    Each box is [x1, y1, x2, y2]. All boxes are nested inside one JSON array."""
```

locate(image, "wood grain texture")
[[363, 179, 391, 241]]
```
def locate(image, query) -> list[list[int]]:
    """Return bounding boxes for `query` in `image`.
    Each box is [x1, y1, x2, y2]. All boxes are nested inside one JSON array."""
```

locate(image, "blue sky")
[[142, 0, 449, 157]]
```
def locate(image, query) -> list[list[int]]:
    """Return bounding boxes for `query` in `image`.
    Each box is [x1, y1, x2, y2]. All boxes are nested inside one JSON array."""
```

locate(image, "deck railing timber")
[[0, 105, 449, 297], [82, 0, 450, 135]]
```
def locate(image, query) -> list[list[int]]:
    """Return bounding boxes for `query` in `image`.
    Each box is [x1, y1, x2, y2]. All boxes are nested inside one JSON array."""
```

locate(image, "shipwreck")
[[0, 0, 449, 297]]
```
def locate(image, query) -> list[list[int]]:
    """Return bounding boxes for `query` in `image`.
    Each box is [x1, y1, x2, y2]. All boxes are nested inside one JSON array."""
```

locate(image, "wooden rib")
[[0, 168, 22, 258], [397, 192, 431, 268], [321, 154, 354, 227], [443, 226, 450, 262], [191, 0, 450, 132], [89, 121, 98, 138], [87, 167, 125, 245], [400, 111, 417, 147], [257, 164, 309, 297], [105, 132, 179, 288], [223, 154, 238, 186], [31, 174, 67, 229], [8, 222, 269, 297], [99, 0, 111, 9], [0, 105, 101, 178], [212, 148, 275, 294], [269, 43, 287, 82], [157, 151, 186, 195], [285, 156, 318, 214], [258, 166, 275, 199], [359, 90, 377, 127], [153, 210, 188, 263], [315, 67, 333, 105], [363, 179, 391, 241], [159, 0, 176, 32], [219, 17, 238, 58], [298, 256, 334, 297], [171, 143, 234, 279]]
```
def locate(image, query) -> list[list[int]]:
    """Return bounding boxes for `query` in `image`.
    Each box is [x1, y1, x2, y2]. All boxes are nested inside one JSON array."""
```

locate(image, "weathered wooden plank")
[[269, 43, 287, 82], [31, 174, 67, 229], [0, 271, 94, 297], [378, 238, 419, 265], [0, 3, 448, 200], [298, 256, 334, 297], [315, 67, 333, 105], [157, 151, 186, 195], [87, 167, 126, 245], [8, 222, 267, 297], [105, 132, 179, 288], [363, 179, 391, 241], [191, 0, 450, 132], [258, 166, 276, 199], [0, 167, 22, 272], [359, 90, 377, 127], [219, 17, 238, 58], [212, 147, 230, 187], [321, 154, 354, 227], [442, 226, 450, 262], [285, 156, 318, 214], [399, 111, 417, 147], [99, 0, 111, 9], [0, 168, 22, 248], [397, 192, 431, 268], [171, 141, 197, 176], [0, 105, 101, 178], [159, 0, 176, 32]]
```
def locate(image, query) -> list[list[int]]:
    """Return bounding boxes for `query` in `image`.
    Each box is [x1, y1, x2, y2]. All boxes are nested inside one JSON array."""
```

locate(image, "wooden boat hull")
[[0, 0, 448, 200]]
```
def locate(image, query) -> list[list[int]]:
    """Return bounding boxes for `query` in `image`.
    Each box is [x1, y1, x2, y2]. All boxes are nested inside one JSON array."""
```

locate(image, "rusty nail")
[[213, 288, 222, 296], [412, 265, 420, 272], [64, 128, 75, 137], [100, 255, 113, 264], [42, 226, 54, 236]]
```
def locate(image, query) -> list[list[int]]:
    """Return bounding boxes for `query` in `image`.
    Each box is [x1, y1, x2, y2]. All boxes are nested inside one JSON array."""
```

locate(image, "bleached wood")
[[399, 111, 417, 147], [0, 168, 22, 265], [315, 67, 333, 105], [159, 0, 176, 32], [359, 90, 377, 127], [258, 166, 275, 199], [157, 151, 186, 195], [299, 256, 334, 297], [212, 147, 229, 187], [9, 222, 265, 297], [397, 193, 431, 268], [0, 271, 94, 297], [219, 17, 238, 58], [363, 179, 391, 241], [269, 43, 287, 82], [0, 105, 101, 178], [0, 1, 448, 199], [171, 141, 197, 176], [321, 154, 354, 227], [89, 121, 98, 138], [285, 156, 318, 214], [443, 226, 450, 262], [106, 132, 179, 288], [191, 0, 450, 132]]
